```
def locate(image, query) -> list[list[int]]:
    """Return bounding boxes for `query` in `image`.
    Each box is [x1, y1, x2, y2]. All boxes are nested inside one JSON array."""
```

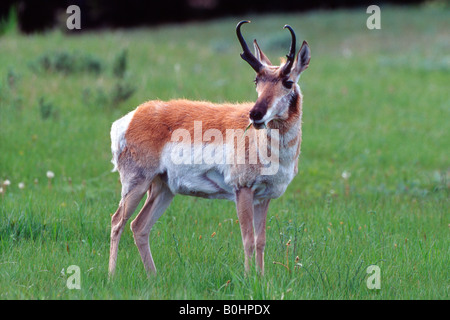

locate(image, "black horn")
[[280, 24, 296, 76], [236, 20, 263, 73]]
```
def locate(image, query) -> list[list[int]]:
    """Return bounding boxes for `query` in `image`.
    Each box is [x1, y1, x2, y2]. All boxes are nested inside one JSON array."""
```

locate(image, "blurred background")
[[1, 0, 426, 33]]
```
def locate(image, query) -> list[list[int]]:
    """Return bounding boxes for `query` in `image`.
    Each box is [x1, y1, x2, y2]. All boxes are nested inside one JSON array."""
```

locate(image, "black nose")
[[250, 109, 264, 122]]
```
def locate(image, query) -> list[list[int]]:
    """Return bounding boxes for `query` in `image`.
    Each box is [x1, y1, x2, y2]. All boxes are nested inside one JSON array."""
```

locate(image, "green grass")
[[0, 5, 448, 299]]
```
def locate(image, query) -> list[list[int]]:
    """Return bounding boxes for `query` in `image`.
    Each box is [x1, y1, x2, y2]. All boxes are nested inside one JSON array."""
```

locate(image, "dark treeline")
[[1, 0, 426, 33]]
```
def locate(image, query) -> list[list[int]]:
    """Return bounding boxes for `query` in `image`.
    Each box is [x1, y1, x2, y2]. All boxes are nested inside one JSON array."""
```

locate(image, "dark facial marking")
[[288, 91, 299, 115], [250, 95, 272, 122]]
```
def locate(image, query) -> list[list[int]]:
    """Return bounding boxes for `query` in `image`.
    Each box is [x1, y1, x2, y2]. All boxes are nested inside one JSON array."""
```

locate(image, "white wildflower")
[[341, 170, 351, 180]]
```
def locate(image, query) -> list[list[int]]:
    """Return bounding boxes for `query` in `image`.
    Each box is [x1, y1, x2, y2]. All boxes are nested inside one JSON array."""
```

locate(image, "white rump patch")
[[110, 110, 135, 172]]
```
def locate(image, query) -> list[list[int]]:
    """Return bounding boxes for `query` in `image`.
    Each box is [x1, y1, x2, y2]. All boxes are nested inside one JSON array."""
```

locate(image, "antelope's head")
[[236, 20, 311, 129]]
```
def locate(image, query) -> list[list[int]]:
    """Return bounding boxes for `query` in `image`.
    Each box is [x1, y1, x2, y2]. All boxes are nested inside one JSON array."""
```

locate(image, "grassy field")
[[0, 5, 448, 299]]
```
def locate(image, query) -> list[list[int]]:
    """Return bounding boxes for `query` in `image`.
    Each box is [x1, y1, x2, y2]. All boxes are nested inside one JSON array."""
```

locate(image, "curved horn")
[[236, 20, 263, 73], [280, 24, 296, 76]]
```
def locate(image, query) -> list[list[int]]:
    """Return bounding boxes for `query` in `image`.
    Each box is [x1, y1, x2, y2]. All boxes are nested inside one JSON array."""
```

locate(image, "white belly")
[[159, 143, 296, 202], [163, 164, 235, 200]]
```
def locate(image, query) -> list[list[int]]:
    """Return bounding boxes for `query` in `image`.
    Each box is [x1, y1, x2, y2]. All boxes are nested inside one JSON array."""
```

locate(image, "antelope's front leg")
[[235, 188, 255, 273], [254, 199, 270, 275]]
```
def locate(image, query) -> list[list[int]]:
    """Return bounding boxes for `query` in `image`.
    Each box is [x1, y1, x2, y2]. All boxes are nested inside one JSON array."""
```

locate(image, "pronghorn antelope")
[[108, 20, 310, 276]]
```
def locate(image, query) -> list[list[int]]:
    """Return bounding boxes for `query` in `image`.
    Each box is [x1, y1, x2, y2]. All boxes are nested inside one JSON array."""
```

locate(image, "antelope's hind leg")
[[108, 170, 152, 277], [130, 176, 174, 275]]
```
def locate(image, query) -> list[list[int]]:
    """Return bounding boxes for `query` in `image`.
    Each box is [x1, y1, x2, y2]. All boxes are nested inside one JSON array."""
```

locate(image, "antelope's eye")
[[283, 80, 294, 89]]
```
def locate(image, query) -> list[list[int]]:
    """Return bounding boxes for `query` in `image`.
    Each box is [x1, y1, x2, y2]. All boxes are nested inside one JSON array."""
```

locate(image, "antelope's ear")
[[292, 41, 311, 82], [253, 39, 272, 66]]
